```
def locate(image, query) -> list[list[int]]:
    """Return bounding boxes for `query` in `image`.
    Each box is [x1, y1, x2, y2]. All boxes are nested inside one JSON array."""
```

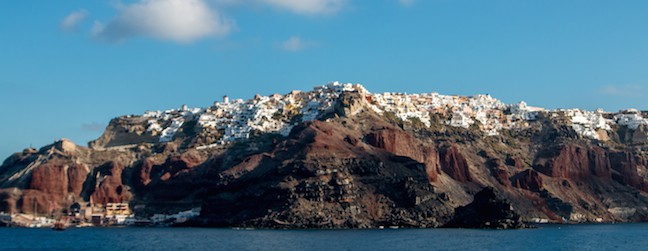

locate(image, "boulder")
[[443, 187, 526, 229]]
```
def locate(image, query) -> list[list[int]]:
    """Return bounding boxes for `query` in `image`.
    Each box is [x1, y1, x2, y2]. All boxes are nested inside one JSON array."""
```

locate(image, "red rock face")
[[513, 169, 543, 191], [486, 158, 511, 187], [23, 158, 90, 213], [91, 162, 132, 204], [366, 129, 440, 182], [366, 129, 419, 157], [439, 145, 471, 182], [20, 189, 56, 215], [609, 151, 646, 191], [67, 163, 89, 196], [588, 146, 612, 179], [166, 150, 203, 174], [137, 158, 157, 186], [6, 95, 648, 226], [532, 144, 648, 193], [534, 145, 612, 180], [149, 151, 206, 183], [30, 159, 69, 202], [493, 167, 511, 187], [535, 145, 589, 179]]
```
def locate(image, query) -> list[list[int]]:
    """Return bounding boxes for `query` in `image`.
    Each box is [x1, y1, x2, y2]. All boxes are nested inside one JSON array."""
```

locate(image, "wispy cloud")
[[80, 122, 106, 132], [280, 36, 317, 51], [92, 0, 234, 43], [398, 0, 415, 7], [261, 0, 346, 15], [60, 9, 89, 31], [598, 84, 645, 98]]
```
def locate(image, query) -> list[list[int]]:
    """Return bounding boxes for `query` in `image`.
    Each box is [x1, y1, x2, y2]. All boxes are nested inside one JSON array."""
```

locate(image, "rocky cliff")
[[2, 82, 648, 228]]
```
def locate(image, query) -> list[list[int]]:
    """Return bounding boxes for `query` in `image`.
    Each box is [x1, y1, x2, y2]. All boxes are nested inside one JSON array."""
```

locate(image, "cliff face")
[[2, 84, 648, 228], [0, 140, 137, 214], [365, 128, 441, 182]]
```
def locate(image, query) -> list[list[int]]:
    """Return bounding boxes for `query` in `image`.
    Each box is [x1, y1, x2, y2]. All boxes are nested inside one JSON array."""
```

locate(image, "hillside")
[[2, 82, 648, 228]]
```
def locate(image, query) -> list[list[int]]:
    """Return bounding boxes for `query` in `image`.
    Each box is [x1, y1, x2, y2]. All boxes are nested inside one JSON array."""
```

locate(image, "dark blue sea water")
[[1, 224, 647, 250]]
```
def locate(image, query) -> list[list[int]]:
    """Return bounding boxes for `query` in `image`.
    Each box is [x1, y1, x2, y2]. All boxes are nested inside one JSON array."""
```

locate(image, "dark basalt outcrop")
[[443, 187, 526, 229], [2, 91, 648, 228], [194, 120, 454, 228]]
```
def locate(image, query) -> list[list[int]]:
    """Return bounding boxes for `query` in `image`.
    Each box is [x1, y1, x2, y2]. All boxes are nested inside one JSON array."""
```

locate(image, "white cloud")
[[599, 85, 644, 98], [261, 0, 346, 15], [281, 36, 317, 51], [92, 0, 233, 43], [60, 9, 89, 31], [398, 0, 415, 7], [90, 21, 105, 37]]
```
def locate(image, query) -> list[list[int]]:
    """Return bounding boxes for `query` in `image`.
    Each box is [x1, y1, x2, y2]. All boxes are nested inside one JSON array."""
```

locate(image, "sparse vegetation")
[[383, 111, 404, 127], [272, 111, 283, 120], [407, 116, 426, 129]]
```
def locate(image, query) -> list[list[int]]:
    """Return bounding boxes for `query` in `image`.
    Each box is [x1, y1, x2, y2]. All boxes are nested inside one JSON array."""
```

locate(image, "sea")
[[1, 223, 647, 251]]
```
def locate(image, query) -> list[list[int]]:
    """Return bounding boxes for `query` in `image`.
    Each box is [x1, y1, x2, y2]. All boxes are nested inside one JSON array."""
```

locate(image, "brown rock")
[[439, 145, 472, 182], [67, 163, 89, 196], [609, 151, 644, 191], [588, 146, 612, 179], [30, 159, 69, 202], [0, 188, 21, 214], [505, 156, 526, 169], [494, 167, 511, 187], [333, 92, 367, 117], [630, 125, 648, 144], [91, 162, 132, 204], [54, 139, 76, 155], [7, 93, 648, 227], [89, 117, 157, 149], [137, 158, 158, 186], [512, 169, 543, 191], [174, 150, 204, 170], [534, 145, 589, 179], [366, 129, 440, 182], [29, 159, 89, 203], [156, 150, 206, 181], [534, 145, 612, 180], [223, 154, 268, 178], [486, 158, 511, 186], [443, 187, 526, 229], [20, 189, 56, 215]]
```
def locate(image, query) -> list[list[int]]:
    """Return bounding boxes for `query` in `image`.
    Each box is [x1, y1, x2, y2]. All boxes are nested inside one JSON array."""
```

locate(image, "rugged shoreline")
[[3, 83, 648, 229]]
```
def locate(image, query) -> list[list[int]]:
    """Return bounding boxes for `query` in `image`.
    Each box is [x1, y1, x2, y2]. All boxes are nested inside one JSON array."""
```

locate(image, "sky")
[[1, 0, 648, 159]]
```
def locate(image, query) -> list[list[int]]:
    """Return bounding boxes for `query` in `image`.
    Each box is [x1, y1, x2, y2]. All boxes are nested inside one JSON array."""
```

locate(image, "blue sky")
[[1, 0, 648, 159]]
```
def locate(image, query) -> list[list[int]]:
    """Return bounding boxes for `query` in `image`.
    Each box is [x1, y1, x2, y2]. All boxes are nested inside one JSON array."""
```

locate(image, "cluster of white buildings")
[[555, 108, 648, 140], [135, 82, 648, 145], [141, 82, 367, 147], [614, 109, 648, 130], [558, 109, 611, 140], [369, 92, 545, 136]]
